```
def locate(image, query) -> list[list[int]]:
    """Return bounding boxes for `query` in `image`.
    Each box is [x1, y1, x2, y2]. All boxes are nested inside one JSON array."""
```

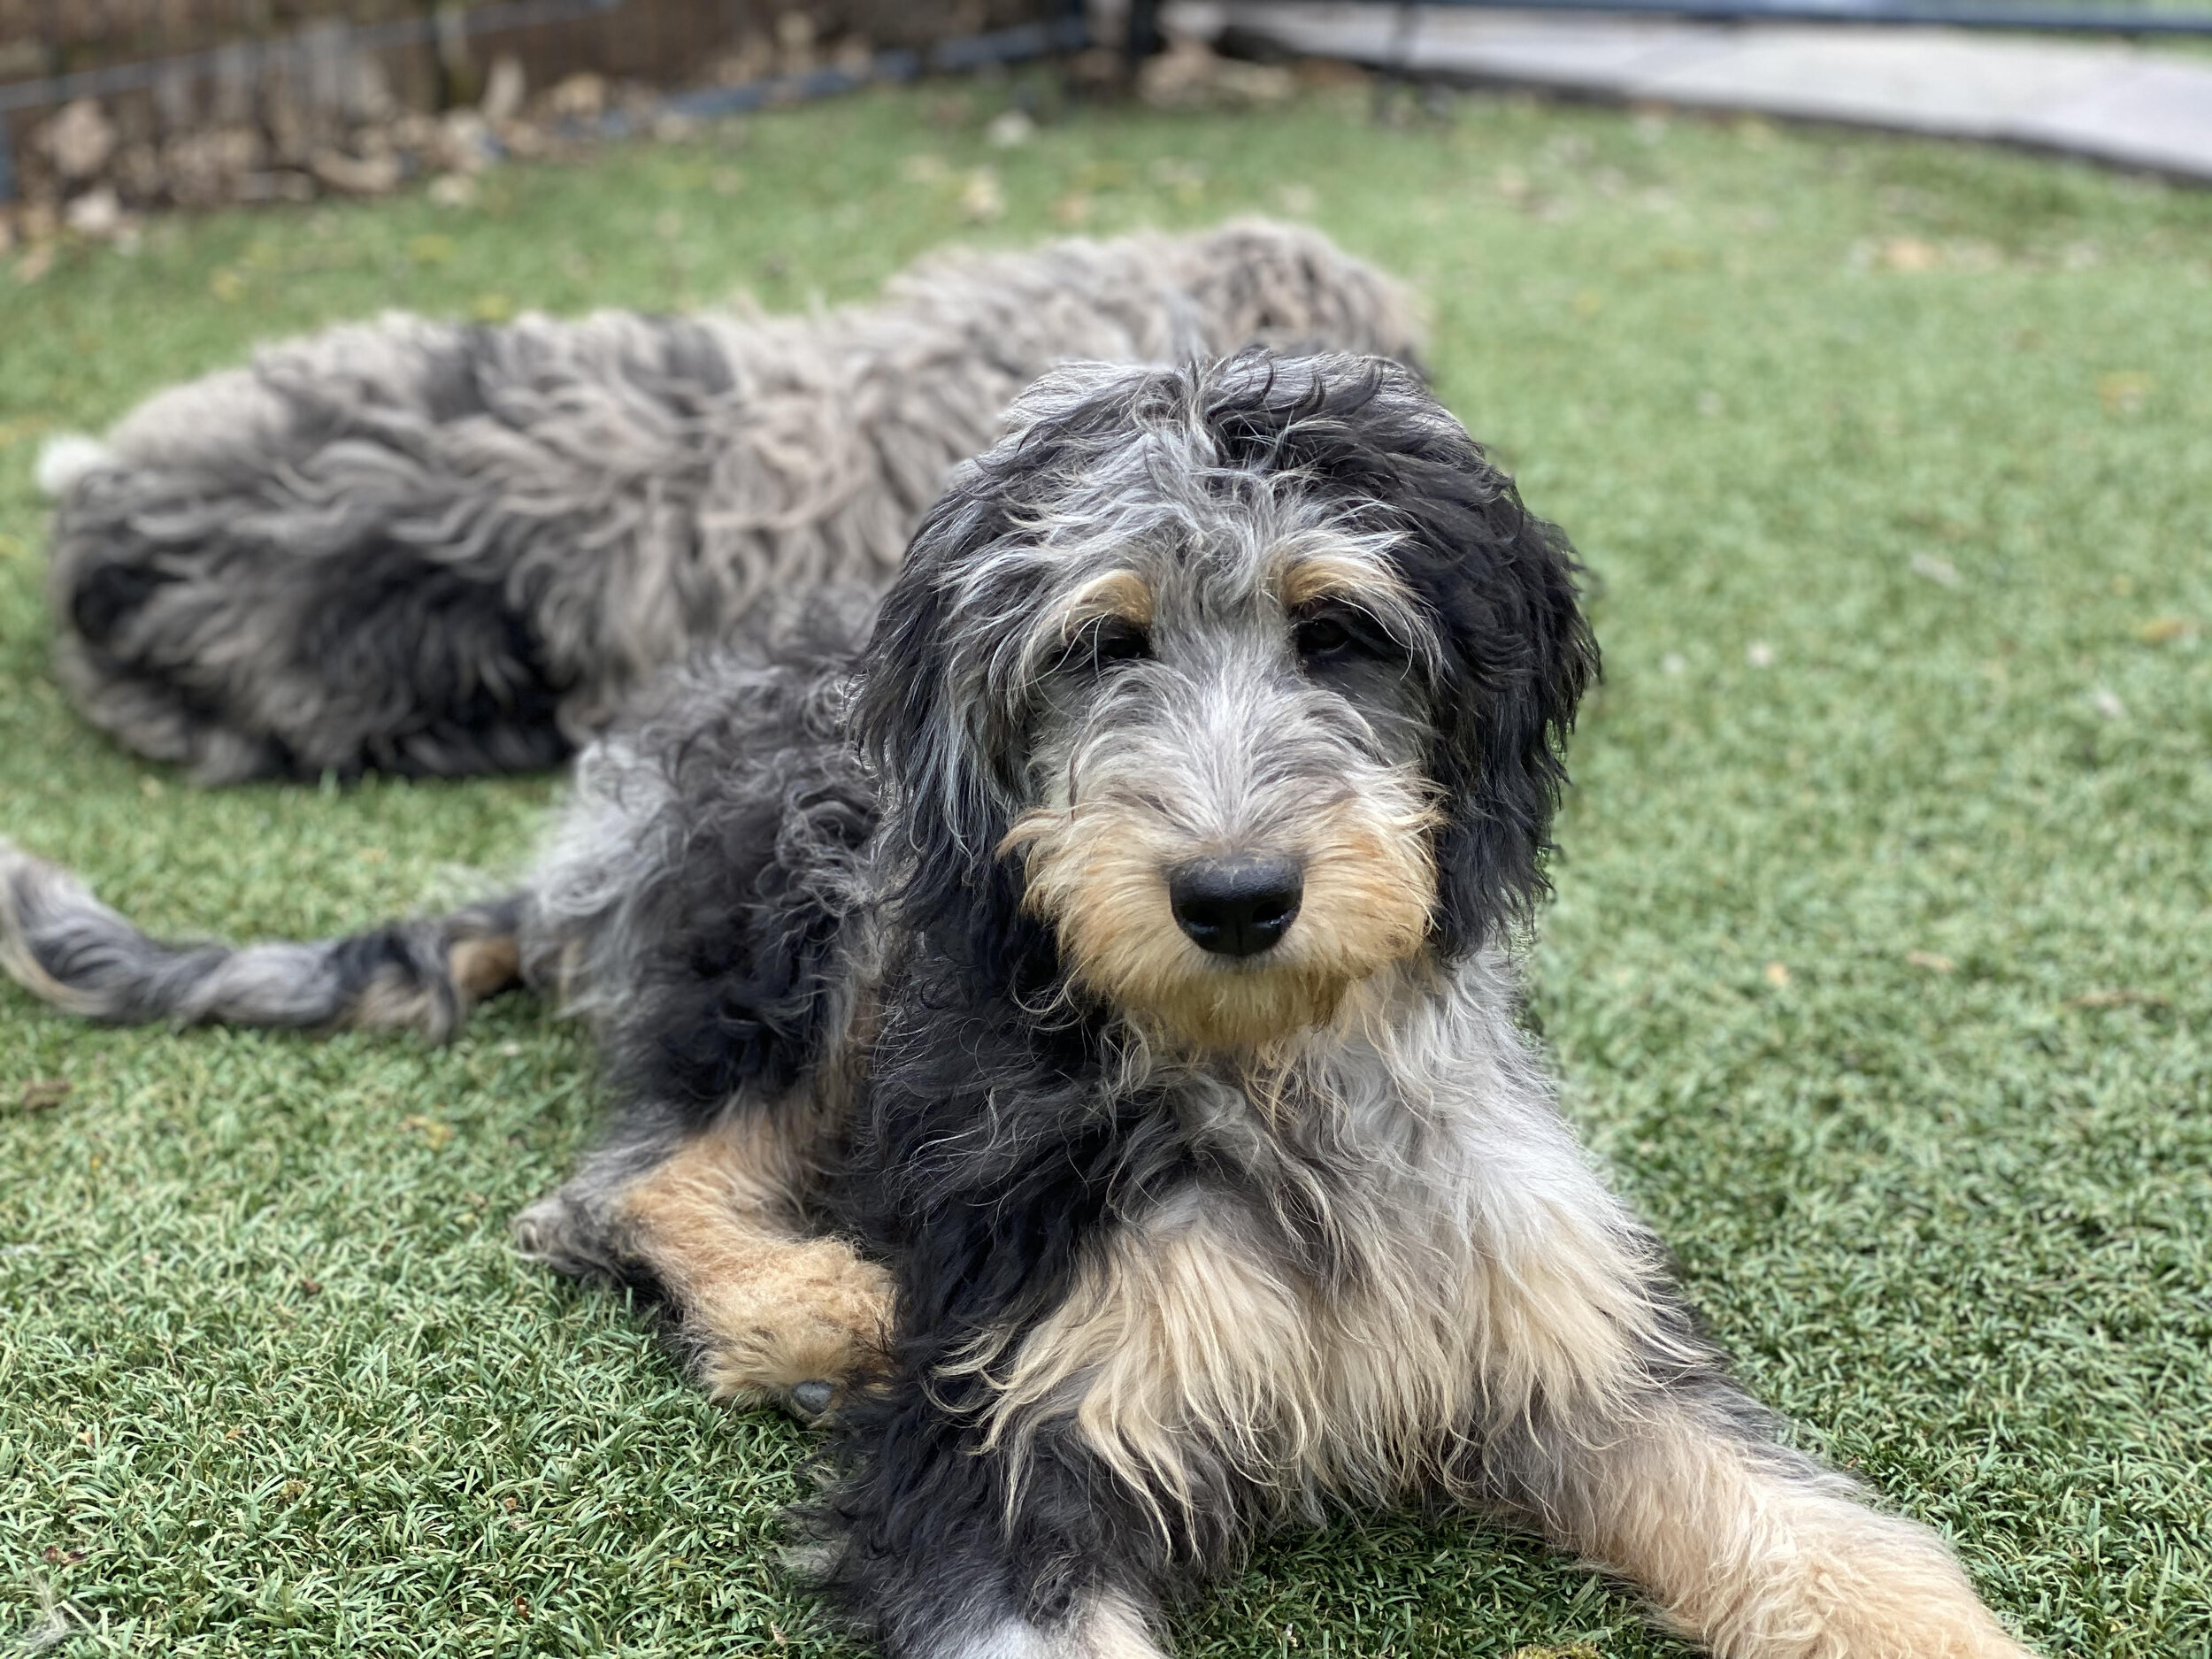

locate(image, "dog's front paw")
[[682, 1236, 893, 1420]]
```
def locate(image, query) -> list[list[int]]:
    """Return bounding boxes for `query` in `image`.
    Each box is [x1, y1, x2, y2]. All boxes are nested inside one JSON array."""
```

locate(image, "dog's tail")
[[0, 839, 526, 1041]]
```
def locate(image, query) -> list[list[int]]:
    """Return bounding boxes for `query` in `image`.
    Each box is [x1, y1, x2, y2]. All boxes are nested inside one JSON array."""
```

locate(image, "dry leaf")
[[543, 73, 607, 120], [426, 173, 479, 209], [957, 169, 1003, 223], [2067, 988, 2167, 1010], [38, 99, 117, 180], [311, 150, 403, 196], [1763, 961, 1792, 988], [984, 109, 1033, 149], [1906, 950, 1955, 973], [2097, 372, 2151, 415], [2138, 616, 2193, 645]]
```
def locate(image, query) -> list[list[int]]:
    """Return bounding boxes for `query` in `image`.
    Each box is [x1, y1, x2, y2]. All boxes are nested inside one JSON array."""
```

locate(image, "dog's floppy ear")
[[852, 456, 1051, 987], [1385, 439, 1597, 958], [857, 360, 1178, 987]]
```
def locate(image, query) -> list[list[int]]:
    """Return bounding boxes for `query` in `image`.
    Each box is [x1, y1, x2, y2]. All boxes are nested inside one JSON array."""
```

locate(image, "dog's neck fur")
[[949, 943, 1673, 1530]]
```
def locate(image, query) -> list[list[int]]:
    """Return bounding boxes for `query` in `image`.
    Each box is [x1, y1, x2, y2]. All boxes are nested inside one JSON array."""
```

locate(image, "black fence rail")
[[1334, 0, 2212, 28]]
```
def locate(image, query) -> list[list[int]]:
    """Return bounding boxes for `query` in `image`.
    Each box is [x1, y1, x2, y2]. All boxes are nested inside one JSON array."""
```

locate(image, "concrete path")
[[1166, 1, 2212, 180]]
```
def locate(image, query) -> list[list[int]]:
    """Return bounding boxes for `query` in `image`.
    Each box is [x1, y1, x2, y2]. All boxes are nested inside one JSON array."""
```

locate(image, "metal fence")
[[1334, 0, 2212, 29]]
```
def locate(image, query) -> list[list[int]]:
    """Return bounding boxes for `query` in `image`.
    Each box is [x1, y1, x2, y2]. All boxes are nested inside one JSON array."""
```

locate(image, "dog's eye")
[[1294, 606, 1394, 668], [1061, 617, 1150, 675], [1296, 615, 1352, 659]]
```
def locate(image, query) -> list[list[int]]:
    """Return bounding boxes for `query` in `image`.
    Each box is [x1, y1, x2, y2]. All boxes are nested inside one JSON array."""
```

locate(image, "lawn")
[[3, 73, 2208, 1658]]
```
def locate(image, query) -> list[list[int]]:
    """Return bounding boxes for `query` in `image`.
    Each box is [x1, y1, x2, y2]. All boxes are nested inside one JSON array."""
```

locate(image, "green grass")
[[4, 79, 2209, 1657]]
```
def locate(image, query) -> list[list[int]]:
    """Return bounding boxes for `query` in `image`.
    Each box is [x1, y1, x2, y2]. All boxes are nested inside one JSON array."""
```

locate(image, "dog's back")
[[41, 223, 1421, 784]]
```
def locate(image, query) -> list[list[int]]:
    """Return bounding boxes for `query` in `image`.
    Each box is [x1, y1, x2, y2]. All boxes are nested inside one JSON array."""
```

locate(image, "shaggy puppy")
[[2, 354, 2034, 1659], [41, 221, 1417, 784]]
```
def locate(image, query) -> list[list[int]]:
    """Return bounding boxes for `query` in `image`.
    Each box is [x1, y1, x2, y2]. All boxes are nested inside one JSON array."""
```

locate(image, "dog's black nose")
[[1169, 857, 1303, 958]]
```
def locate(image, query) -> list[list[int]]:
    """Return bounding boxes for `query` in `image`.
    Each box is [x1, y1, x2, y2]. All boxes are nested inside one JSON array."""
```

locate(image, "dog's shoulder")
[[534, 593, 884, 1117]]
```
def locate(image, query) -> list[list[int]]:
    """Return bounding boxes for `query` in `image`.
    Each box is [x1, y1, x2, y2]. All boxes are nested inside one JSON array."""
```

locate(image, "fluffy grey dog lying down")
[[41, 220, 1420, 783]]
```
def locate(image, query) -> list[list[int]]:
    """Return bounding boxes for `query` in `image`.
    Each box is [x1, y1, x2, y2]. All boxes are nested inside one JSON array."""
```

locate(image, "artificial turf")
[[2, 73, 2208, 1658]]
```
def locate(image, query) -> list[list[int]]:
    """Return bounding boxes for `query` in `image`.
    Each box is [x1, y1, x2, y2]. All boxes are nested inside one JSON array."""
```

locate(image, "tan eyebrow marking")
[[1061, 568, 1155, 634], [1273, 549, 1416, 612]]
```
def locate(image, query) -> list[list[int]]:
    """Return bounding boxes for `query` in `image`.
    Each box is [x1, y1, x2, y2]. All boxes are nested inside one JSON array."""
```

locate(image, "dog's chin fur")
[[1005, 796, 1439, 1054]]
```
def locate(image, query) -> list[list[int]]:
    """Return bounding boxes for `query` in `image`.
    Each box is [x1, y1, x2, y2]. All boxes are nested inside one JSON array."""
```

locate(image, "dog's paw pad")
[[789, 1379, 835, 1417]]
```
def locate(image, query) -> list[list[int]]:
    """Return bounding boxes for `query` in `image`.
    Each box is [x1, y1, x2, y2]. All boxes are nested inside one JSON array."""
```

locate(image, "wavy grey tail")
[[0, 839, 525, 1041]]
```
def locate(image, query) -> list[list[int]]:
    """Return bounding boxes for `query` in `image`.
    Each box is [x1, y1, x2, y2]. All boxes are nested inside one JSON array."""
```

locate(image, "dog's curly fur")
[[41, 221, 1418, 784], [2, 353, 2035, 1659]]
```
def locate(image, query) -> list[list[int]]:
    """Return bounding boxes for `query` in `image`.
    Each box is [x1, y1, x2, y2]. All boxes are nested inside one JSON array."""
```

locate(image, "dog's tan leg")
[[618, 1116, 892, 1412], [1525, 1402, 2036, 1659], [518, 1111, 891, 1417]]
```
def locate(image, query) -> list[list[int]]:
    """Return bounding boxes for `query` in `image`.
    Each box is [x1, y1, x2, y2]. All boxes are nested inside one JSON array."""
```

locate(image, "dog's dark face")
[[861, 353, 1594, 1052]]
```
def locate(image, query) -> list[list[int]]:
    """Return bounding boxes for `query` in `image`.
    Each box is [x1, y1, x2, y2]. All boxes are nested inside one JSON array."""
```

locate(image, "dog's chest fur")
[[973, 956, 1657, 1517]]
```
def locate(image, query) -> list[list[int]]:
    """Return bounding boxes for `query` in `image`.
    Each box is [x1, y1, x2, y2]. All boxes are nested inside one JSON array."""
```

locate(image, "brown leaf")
[[1906, 950, 1955, 974], [19, 1079, 71, 1111], [2067, 988, 2168, 1010], [1879, 236, 1939, 273], [308, 149, 402, 196], [2097, 372, 2151, 415], [2138, 616, 2194, 646], [36, 99, 116, 180], [1763, 961, 1792, 988]]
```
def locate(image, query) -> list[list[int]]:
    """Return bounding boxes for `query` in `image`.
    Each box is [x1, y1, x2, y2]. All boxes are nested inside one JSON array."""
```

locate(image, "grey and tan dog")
[[40, 221, 1418, 783], [4, 353, 2035, 1659]]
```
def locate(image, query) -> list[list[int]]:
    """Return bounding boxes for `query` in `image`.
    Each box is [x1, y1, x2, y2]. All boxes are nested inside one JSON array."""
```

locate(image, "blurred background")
[[0, 0, 1082, 221], [4, 0, 2208, 232]]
